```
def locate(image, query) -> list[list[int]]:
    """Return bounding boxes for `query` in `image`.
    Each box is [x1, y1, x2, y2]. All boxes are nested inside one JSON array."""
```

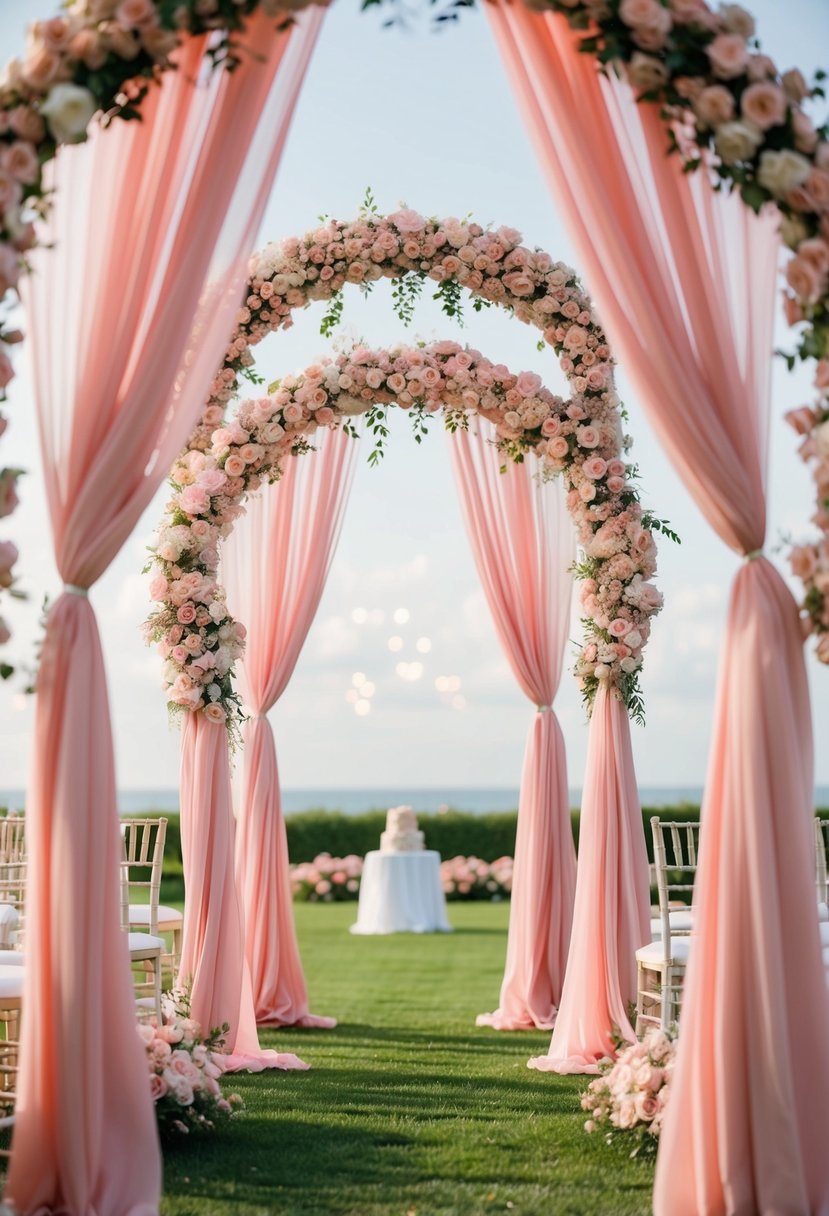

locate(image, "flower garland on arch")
[[145, 339, 663, 728], [5, 0, 825, 656], [144, 210, 666, 728]]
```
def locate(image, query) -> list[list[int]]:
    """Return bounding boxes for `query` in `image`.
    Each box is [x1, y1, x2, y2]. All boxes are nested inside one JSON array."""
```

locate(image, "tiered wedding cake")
[[379, 805, 425, 853]]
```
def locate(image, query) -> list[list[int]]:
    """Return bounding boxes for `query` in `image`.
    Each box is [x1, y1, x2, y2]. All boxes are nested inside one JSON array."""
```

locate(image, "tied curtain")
[[450, 421, 576, 1030], [6, 10, 323, 1214], [490, 5, 829, 1210], [220, 426, 359, 1027]]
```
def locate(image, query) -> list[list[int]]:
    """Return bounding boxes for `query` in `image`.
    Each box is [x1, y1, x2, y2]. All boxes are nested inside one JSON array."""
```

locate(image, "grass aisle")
[[161, 903, 654, 1216]]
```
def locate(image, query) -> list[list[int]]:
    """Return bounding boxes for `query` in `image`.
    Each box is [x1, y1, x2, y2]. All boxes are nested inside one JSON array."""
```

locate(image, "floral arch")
[[145, 210, 664, 726]]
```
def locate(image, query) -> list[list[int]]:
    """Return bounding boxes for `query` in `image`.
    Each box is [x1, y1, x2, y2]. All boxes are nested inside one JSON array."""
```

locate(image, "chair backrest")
[[120, 818, 167, 937], [0, 857, 26, 951], [816, 817, 829, 908], [651, 817, 699, 961], [0, 819, 25, 866]]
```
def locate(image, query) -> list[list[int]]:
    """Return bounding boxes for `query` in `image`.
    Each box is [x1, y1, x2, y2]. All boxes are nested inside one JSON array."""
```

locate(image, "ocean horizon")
[[3, 785, 829, 814]]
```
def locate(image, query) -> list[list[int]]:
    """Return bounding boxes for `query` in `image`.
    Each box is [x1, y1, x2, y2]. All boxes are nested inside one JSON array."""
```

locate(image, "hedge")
[[103, 803, 829, 872]]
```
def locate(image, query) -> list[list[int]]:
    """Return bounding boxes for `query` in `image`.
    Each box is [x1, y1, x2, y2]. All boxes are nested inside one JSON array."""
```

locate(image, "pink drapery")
[[6, 11, 323, 1212], [221, 427, 358, 1027], [178, 713, 308, 1071], [490, 6, 829, 1207], [450, 422, 576, 1030], [529, 686, 651, 1071]]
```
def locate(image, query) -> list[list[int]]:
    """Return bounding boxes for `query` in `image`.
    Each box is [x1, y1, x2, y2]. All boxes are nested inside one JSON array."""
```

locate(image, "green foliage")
[[433, 278, 465, 325], [319, 289, 345, 339], [391, 273, 425, 326]]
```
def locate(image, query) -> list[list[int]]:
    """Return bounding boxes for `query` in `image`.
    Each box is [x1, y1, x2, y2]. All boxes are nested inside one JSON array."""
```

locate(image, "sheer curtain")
[[490, 5, 829, 1207], [220, 428, 358, 1027], [5, 11, 324, 1212], [450, 421, 576, 1030]]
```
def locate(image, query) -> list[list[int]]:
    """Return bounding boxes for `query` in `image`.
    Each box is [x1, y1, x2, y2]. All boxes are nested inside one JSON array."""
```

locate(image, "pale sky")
[[0, 0, 827, 793]]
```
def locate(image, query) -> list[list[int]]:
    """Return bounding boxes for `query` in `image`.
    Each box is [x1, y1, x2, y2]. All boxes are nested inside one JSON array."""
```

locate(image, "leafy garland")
[[144, 210, 668, 729]]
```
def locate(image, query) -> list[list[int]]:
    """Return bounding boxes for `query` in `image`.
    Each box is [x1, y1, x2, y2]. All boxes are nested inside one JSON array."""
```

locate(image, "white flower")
[[40, 83, 97, 144], [757, 149, 812, 197], [780, 213, 809, 251], [713, 120, 763, 165]]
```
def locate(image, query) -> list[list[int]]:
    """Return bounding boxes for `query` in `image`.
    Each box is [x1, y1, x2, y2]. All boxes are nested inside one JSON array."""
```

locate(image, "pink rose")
[[740, 82, 787, 131], [547, 436, 569, 460], [502, 272, 535, 297], [176, 603, 196, 625], [797, 239, 829, 276], [315, 406, 335, 426], [204, 702, 226, 725], [149, 575, 169, 600], [8, 106, 45, 143], [786, 255, 824, 305], [0, 352, 13, 390], [541, 417, 561, 438], [790, 546, 817, 581], [179, 485, 210, 516], [1, 141, 39, 185], [694, 85, 735, 128], [0, 471, 20, 518], [223, 454, 246, 478], [707, 33, 749, 80], [582, 456, 608, 480], [149, 1074, 169, 1102], [576, 425, 600, 449], [609, 618, 631, 638], [515, 371, 542, 398], [388, 209, 426, 234], [815, 361, 829, 391], [564, 326, 587, 351]]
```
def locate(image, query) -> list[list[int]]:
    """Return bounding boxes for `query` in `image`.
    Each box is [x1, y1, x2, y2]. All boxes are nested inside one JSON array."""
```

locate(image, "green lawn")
[[160, 902, 654, 1216]]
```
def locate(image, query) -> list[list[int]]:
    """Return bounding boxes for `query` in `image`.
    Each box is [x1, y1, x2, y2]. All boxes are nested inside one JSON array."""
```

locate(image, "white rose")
[[625, 630, 643, 650], [40, 83, 97, 144], [593, 663, 611, 680], [713, 120, 763, 165], [780, 213, 809, 251], [620, 657, 640, 673], [757, 148, 812, 197]]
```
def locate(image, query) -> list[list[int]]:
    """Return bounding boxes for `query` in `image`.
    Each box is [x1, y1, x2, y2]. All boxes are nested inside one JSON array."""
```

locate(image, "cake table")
[[350, 807, 452, 936]]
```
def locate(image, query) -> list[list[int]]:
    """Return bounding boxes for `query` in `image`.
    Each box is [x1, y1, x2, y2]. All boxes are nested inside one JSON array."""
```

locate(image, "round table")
[[350, 850, 452, 935]]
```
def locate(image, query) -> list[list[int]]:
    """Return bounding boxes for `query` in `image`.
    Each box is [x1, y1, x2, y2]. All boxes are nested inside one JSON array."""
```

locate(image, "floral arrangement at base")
[[580, 1028, 676, 1157], [138, 1001, 243, 1137], [289, 852, 363, 902], [288, 852, 515, 901], [440, 854, 513, 900]]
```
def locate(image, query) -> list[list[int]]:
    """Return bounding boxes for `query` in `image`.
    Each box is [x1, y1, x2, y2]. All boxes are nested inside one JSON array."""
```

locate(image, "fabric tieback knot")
[[536, 704, 552, 712], [63, 583, 89, 598], [744, 548, 764, 562]]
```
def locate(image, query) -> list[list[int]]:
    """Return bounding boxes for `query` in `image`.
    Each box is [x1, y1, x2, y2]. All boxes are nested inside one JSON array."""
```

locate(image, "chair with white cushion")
[[0, 818, 25, 950], [636, 817, 698, 1034], [120, 818, 167, 1021], [123, 816, 182, 977], [0, 963, 24, 1151]]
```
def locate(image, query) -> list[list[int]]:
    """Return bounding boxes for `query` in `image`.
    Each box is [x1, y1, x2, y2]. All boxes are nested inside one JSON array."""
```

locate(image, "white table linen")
[[351, 850, 452, 935]]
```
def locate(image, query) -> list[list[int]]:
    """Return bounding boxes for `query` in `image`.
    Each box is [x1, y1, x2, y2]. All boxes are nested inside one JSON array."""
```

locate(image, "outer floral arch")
[[5, 0, 826, 656], [145, 211, 664, 728]]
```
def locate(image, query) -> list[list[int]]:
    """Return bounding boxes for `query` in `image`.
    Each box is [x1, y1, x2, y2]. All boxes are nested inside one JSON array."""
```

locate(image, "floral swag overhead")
[[0, 0, 827, 663], [144, 208, 666, 729]]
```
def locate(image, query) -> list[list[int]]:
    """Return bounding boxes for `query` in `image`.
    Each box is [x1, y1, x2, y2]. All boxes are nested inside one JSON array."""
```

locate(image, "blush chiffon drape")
[[490, 5, 829, 1208], [5, 11, 323, 1212], [450, 423, 577, 1031], [222, 428, 357, 1027]]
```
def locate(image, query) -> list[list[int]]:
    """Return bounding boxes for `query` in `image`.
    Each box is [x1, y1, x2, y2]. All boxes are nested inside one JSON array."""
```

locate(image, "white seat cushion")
[[127, 932, 165, 956], [818, 901, 829, 923], [0, 950, 23, 967], [128, 904, 182, 928], [0, 904, 19, 948], [636, 937, 691, 967], [0, 964, 23, 1000], [650, 910, 694, 940]]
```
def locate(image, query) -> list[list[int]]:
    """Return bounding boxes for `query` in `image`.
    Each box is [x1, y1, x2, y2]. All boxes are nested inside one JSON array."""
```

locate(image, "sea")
[[2, 786, 829, 814]]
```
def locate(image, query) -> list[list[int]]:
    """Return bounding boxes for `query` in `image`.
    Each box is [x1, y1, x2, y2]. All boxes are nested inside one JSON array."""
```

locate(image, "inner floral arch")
[[145, 212, 664, 727]]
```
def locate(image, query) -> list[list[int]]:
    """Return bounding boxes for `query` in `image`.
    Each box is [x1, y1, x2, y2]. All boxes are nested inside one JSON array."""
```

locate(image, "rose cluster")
[[290, 852, 363, 902], [543, 0, 829, 659], [146, 335, 662, 722], [787, 381, 829, 651], [580, 1027, 676, 1154], [138, 1010, 243, 1138], [440, 854, 514, 901]]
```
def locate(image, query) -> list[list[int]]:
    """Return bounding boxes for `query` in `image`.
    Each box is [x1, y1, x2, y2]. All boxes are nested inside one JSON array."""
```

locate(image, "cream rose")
[[40, 83, 97, 144], [713, 120, 763, 165], [757, 149, 811, 197]]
